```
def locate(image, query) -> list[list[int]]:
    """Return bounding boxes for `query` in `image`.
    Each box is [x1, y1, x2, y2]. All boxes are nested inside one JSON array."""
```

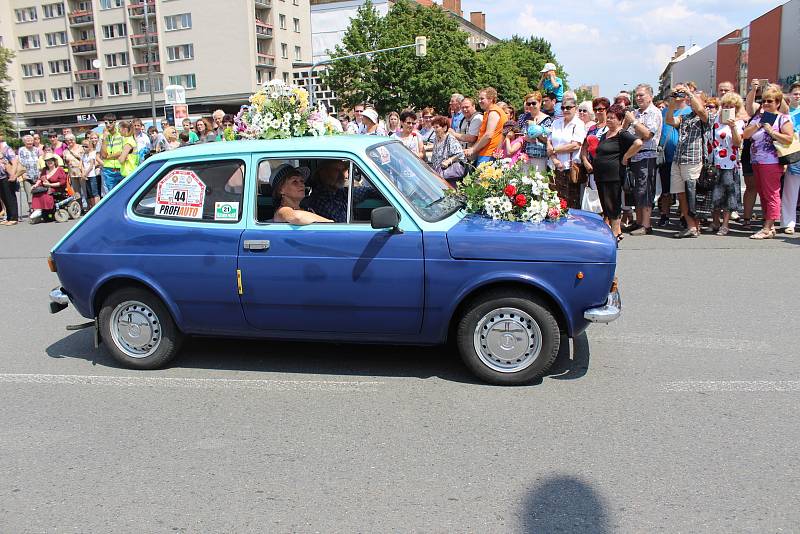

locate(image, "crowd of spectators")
[[2, 71, 799, 238]]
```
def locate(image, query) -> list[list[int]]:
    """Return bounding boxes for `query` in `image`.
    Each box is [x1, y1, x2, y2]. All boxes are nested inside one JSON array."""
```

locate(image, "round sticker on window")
[[155, 169, 206, 219]]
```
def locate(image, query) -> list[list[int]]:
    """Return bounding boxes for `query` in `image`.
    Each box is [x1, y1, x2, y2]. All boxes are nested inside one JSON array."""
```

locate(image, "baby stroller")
[[31, 180, 82, 223]]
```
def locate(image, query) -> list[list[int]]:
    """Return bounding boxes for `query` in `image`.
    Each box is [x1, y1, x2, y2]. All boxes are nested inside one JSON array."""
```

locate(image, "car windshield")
[[367, 141, 464, 222]]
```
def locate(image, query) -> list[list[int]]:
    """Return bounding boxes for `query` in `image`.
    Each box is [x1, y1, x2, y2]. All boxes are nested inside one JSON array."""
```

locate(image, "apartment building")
[[1, 0, 312, 133]]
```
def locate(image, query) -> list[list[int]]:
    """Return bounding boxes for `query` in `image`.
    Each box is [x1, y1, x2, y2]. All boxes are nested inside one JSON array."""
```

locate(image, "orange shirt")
[[477, 103, 508, 157]]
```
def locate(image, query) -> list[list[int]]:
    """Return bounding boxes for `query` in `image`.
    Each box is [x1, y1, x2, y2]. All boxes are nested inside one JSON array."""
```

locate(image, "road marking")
[[0, 373, 385, 392], [660, 380, 800, 392], [588, 332, 774, 353]]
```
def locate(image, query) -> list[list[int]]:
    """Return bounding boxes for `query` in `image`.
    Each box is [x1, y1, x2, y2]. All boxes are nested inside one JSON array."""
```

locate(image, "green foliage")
[[573, 87, 595, 104], [322, 5, 566, 117], [0, 46, 15, 136]]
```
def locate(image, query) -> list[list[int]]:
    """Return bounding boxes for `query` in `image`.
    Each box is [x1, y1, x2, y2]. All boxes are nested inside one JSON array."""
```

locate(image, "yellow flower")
[[480, 180, 490, 188]]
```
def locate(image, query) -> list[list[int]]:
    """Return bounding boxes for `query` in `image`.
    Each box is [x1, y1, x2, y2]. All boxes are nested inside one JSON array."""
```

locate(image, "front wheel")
[[456, 291, 560, 385], [99, 287, 183, 369]]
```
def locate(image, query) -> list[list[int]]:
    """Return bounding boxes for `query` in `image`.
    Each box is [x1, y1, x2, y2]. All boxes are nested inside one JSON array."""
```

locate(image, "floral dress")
[[709, 117, 745, 211]]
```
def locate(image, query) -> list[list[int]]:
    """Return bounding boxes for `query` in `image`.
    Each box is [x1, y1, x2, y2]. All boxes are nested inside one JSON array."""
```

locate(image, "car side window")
[[134, 159, 245, 223], [254, 157, 389, 224]]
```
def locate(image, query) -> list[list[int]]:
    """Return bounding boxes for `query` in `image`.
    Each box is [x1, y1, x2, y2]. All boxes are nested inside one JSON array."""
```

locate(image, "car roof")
[[146, 136, 398, 162]]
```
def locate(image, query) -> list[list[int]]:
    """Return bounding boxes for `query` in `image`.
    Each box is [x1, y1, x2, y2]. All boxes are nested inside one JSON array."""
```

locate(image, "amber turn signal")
[[576, 271, 584, 280], [47, 255, 57, 273], [610, 277, 619, 293]]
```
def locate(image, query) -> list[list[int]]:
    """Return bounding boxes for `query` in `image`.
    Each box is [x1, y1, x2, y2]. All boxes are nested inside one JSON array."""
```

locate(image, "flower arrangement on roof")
[[234, 80, 342, 140], [454, 157, 568, 223]]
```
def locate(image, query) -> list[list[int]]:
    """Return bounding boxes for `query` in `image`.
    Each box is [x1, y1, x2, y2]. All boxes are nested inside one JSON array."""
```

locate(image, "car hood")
[[446, 211, 616, 264]]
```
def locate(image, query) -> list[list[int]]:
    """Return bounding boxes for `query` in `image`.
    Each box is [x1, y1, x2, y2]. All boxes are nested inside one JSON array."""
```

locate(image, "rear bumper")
[[583, 290, 621, 323], [49, 287, 69, 313]]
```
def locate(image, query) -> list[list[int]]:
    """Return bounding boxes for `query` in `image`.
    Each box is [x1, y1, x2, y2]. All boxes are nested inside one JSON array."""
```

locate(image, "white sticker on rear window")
[[155, 169, 206, 219]]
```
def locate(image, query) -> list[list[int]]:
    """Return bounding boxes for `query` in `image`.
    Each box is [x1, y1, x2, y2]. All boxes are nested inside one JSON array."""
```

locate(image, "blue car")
[[48, 137, 620, 385]]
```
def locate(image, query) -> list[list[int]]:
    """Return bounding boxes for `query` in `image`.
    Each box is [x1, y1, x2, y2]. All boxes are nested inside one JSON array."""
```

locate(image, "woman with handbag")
[[742, 86, 794, 239], [547, 97, 586, 208], [393, 110, 425, 160], [430, 115, 466, 186], [592, 104, 643, 242], [29, 154, 67, 222]]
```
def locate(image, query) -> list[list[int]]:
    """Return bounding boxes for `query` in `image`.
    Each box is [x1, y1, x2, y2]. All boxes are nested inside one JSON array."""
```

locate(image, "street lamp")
[[10, 89, 20, 139]]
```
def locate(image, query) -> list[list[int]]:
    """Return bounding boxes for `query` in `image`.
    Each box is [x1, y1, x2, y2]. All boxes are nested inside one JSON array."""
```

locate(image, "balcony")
[[133, 61, 161, 75], [68, 10, 94, 26], [256, 53, 275, 67], [255, 0, 272, 7], [127, 0, 155, 18], [74, 69, 100, 82], [71, 39, 97, 54], [255, 21, 273, 39], [130, 33, 158, 48]]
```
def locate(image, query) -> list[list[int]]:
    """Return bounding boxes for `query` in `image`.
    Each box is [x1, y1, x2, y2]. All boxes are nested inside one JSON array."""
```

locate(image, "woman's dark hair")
[[147, 126, 158, 135], [592, 97, 611, 110], [399, 110, 417, 123], [430, 115, 449, 129], [222, 114, 234, 123], [607, 104, 626, 122]]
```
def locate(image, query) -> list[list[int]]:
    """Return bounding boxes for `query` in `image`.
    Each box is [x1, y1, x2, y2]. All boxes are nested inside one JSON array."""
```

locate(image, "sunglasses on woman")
[[593, 107, 607, 112], [562, 105, 576, 110], [762, 99, 777, 104], [525, 101, 538, 106]]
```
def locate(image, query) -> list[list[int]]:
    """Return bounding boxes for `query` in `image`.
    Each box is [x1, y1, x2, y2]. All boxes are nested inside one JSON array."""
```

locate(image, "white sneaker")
[[730, 211, 739, 221], [30, 209, 42, 219]]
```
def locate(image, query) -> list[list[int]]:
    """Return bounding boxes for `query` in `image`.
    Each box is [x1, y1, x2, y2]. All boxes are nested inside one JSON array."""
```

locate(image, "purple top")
[[749, 112, 790, 165]]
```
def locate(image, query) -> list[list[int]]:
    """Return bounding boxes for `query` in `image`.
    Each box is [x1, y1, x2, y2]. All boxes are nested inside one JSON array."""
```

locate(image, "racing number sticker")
[[214, 202, 239, 221], [155, 169, 206, 219]]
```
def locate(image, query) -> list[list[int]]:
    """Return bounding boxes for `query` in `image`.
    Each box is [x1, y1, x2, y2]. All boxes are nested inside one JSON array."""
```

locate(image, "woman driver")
[[272, 165, 332, 225]]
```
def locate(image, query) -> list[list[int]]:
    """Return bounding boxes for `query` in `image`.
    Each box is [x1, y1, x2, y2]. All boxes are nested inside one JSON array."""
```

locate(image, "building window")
[[75, 0, 92, 10], [107, 81, 132, 96], [21, 63, 44, 78], [42, 3, 65, 18], [105, 52, 129, 67], [168, 73, 196, 89], [25, 90, 47, 104], [164, 13, 192, 31], [294, 46, 301, 61], [48, 59, 71, 74], [18, 35, 40, 50], [281, 43, 288, 59], [279, 14, 286, 29], [45, 31, 68, 47], [293, 0, 298, 5], [166, 44, 194, 61], [77, 28, 95, 40], [102, 24, 127, 39], [51, 87, 74, 102], [79, 84, 102, 99], [293, 18, 300, 32], [15, 7, 38, 23], [99, 0, 123, 9], [137, 77, 164, 93]]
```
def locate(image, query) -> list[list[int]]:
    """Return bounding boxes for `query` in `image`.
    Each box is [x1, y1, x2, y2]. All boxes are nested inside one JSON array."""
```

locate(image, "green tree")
[[573, 87, 594, 104], [0, 46, 15, 136], [322, 0, 478, 114]]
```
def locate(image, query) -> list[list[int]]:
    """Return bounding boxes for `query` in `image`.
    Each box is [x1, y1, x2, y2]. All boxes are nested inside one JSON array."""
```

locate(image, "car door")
[[237, 154, 424, 334]]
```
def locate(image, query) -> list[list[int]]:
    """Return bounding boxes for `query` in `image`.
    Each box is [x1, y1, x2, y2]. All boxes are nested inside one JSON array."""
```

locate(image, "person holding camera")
[[742, 85, 794, 239], [666, 84, 709, 238]]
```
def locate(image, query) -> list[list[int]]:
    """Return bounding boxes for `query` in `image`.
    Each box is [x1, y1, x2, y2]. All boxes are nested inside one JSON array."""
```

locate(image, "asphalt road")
[[1, 217, 798, 533]]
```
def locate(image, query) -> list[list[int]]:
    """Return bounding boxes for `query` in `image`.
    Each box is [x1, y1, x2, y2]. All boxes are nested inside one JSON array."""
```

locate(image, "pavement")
[[0, 215, 798, 533]]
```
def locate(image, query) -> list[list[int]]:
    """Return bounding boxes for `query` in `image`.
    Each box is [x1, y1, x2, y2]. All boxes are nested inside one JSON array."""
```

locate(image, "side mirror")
[[370, 206, 402, 233]]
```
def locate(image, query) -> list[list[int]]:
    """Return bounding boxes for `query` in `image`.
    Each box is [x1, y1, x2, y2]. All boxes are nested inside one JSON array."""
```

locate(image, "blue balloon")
[[527, 123, 546, 138]]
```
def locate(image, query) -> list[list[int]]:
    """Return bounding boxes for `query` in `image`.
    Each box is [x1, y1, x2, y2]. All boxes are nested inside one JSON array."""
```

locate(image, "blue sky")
[[461, 0, 784, 96]]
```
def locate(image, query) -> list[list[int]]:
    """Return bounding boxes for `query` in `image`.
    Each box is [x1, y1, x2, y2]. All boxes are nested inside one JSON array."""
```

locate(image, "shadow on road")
[[521, 474, 611, 533], [45, 328, 594, 385]]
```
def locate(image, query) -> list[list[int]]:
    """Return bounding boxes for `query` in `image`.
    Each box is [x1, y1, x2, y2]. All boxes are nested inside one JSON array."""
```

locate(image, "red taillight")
[[47, 255, 57, 273]]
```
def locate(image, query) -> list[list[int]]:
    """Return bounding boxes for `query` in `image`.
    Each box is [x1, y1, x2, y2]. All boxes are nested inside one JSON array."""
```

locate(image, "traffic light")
[[415, 36, 427, 57]]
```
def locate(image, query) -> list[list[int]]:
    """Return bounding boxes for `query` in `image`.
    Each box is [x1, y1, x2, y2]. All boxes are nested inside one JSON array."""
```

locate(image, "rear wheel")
[[54, 209, 69, 223], [67, 200, 81, 219], [456, 290, 560, 385], [99, 287, 183, 369]]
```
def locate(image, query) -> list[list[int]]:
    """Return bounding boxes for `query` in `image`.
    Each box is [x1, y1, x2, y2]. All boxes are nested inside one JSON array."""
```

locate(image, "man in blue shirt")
[[783, 82, 800, 234], [657, 94, 693, 226], [449, 93, 465, 131], [539, 63, 564, 117]]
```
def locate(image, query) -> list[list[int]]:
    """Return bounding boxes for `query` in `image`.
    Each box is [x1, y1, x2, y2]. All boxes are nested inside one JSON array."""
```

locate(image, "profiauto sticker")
[[214, 202, 239, 221], [155, 169, 206, 219]]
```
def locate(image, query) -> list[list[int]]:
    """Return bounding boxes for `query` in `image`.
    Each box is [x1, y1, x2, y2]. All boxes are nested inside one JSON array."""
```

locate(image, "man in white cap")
[[538, 62, 564, 117]]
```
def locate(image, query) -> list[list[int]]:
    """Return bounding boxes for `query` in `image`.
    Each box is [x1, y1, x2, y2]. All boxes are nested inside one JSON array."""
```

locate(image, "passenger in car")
[[272, 165, 332, 225], [307, 160, 381, 222]]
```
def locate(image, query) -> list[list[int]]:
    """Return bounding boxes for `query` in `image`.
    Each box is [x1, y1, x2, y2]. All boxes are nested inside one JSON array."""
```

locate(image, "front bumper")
[[583, 290, 621, 323], [49, 287, 69, 313]]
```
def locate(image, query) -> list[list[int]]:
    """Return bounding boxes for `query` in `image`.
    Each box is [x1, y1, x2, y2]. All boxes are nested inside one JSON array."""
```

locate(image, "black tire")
[[98, 287, 184, 369], [456, 290, 560, 385]]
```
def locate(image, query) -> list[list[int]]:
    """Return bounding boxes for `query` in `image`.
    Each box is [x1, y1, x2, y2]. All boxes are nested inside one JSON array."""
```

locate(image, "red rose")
[[548, 207, 561, 219], [719, 131, 727, 139], [730, 155, 737, 161], [560, 198, 568, 209], [515, 194, 527, 207], [504, 184, 517, 197], [719, 149, 727, 158], [714, 123, 720, 129]]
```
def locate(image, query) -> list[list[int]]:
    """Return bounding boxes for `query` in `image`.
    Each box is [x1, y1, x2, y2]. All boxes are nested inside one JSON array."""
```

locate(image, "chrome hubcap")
[[110, 300, 162, 358], [473, 307, 542, 373]]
